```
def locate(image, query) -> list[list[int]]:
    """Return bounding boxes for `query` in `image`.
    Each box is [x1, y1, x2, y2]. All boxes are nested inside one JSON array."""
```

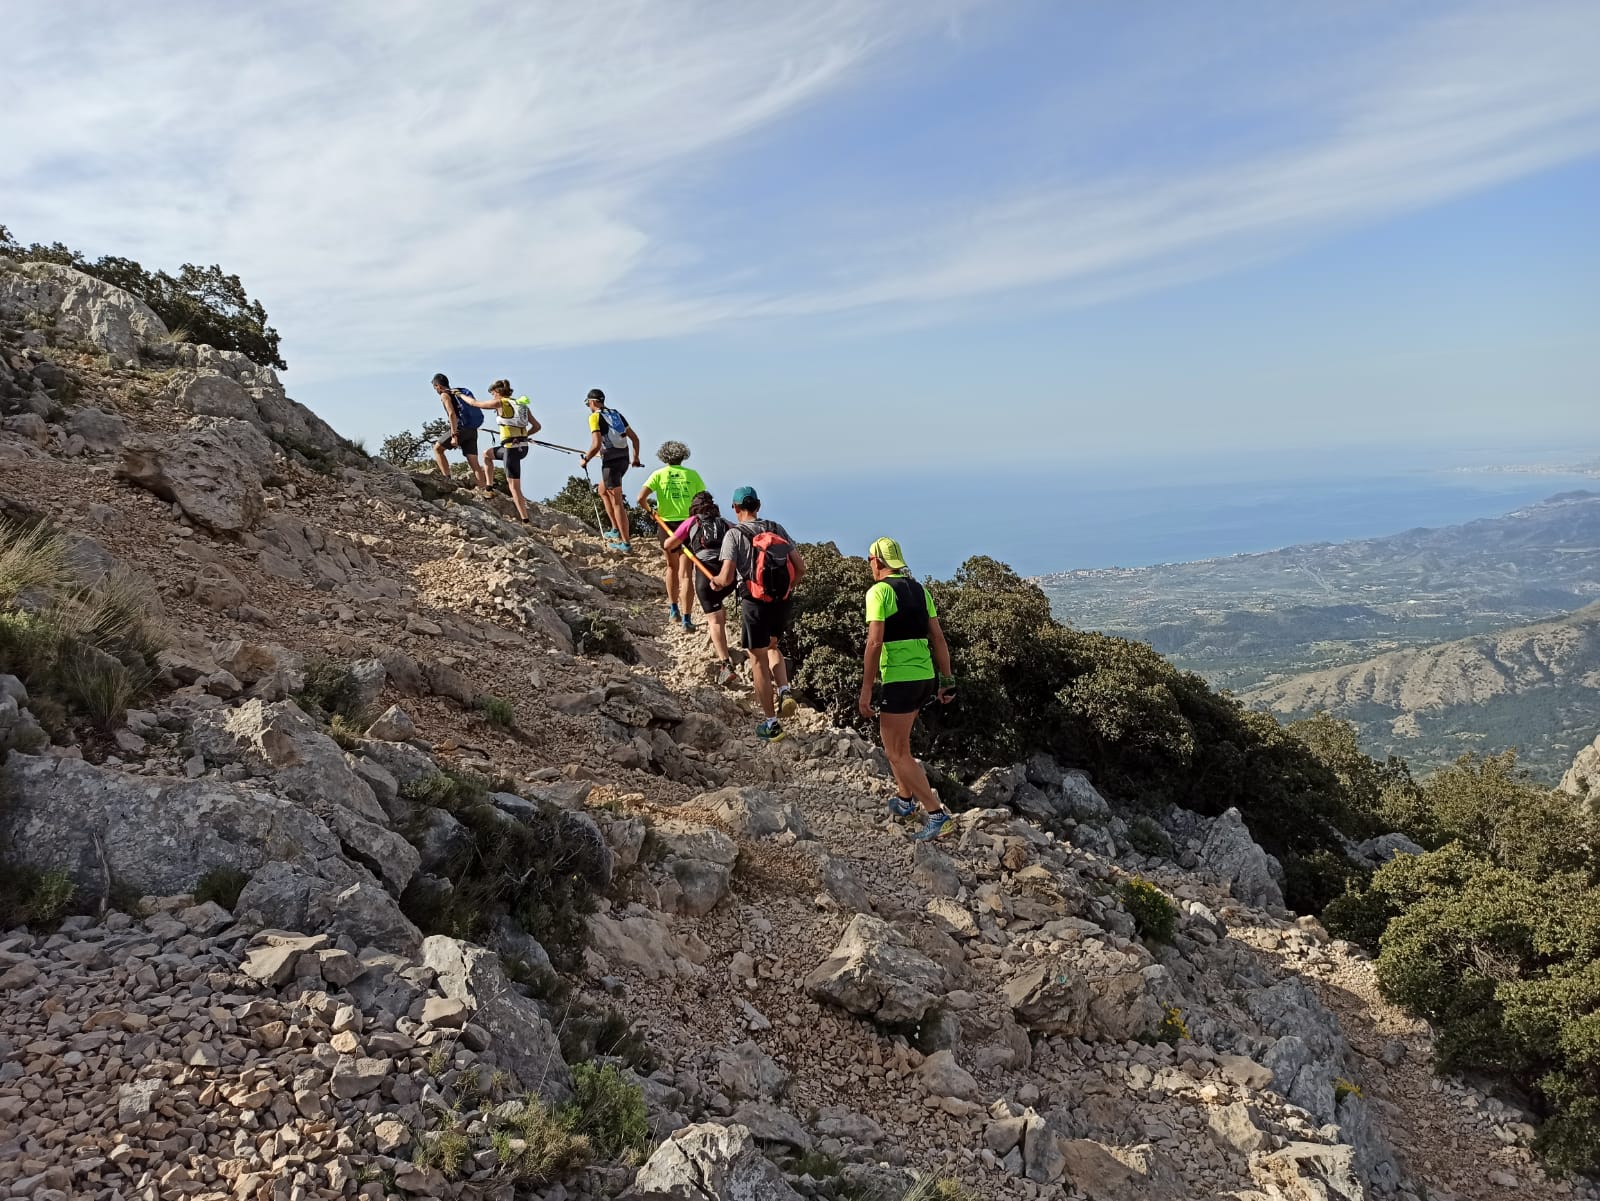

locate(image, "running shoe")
[[756, 717, 785, 743], [888, 795, 918, 819], [615, 541, 632, 554], [714, 661, 738, 687], [777, 686, 797, 718], [911, 811, 954, 842], [669, 603, 682, 621], [681, 614, 695, 632]]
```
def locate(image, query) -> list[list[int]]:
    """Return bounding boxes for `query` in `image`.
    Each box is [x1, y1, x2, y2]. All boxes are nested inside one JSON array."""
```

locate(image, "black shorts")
[[600, 454, 629, 489], [877, 677, 936, 714], [695, 570, 735, 614], [741, 596, 790, 649], [497, 443, 528, 480], [436, 427, 480, 456]]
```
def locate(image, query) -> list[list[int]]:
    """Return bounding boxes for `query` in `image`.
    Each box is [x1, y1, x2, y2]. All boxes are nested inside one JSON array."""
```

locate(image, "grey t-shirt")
[[720, 520, 792, 592]]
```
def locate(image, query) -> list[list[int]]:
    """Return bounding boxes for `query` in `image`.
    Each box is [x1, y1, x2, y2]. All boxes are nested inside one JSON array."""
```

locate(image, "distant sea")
[[760, 447, 1599, 580]]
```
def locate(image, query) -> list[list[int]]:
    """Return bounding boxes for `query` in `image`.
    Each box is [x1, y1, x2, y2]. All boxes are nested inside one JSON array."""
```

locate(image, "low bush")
[[477, 696, 515, 729], [567, 614, 637, 664], [415, 1126, 471, 1176], [0, 865, 75, 930], [0, 521, 165, 735], [1127, 815, 1172, 858], [561, 1062, 650, 1162], [1119, 877, 1177, 944], [398, 772, 606, 970], [296, 657, 367, 724], [556, 1002, 656, 1073], [193, 866, 248, 910], [490, 1095, 592, 1183]]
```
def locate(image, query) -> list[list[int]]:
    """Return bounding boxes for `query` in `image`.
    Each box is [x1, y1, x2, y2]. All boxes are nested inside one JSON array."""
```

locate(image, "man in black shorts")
[[430, 373, 488, 487], [711, 486, 806, 742], [857, 536, 956, 840], [579, 388, 642, 551]]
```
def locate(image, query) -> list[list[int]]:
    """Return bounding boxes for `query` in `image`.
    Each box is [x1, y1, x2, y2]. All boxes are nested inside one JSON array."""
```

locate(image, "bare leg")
[[509, 478, 528, 521], [766, 644, 789, 690], [433, 443, 451, 478], [679, 565, 696, 615], [879, 709, 941, 812], [662, 544, 679, 607], [707, 610, 731, 661], [748, 640, 777, 717], [468, 453, 487, 488]]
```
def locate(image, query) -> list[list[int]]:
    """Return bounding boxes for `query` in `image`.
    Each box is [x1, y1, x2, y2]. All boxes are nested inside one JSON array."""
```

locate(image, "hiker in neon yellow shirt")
[[636, 441, 707, 631], [859, 536, 956, 842]]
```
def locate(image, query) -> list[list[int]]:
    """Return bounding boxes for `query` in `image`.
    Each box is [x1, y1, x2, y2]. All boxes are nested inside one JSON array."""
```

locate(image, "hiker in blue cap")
[[711, 486, 805, 742]]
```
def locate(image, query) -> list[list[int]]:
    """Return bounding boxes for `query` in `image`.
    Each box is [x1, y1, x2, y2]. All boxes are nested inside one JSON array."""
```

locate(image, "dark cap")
[[586, 388, 606, 402]]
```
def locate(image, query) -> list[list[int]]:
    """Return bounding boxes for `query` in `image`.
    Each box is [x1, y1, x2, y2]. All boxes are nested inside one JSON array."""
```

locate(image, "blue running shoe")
[[681, 614, 694, 632], [911, 811, 954, 842], [888, 796, 917, 819], [756, 717, 785, 743], [669, 603, 682, 621]]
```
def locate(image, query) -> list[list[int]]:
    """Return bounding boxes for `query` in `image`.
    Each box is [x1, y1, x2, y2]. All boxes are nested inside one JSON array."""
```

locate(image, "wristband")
[[938, 674, 956, 686]]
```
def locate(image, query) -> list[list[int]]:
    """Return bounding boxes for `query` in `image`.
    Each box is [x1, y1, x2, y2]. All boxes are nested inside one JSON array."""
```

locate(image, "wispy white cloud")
[[4, 0, 1597, 378]]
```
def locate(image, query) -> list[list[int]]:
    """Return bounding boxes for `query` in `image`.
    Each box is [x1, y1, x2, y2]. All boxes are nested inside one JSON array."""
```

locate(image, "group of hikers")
[[427, 374, 957, 840]]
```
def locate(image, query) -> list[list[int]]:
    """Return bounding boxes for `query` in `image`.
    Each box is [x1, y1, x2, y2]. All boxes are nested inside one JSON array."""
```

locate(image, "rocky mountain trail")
[[2, 263, 1594, 1201]]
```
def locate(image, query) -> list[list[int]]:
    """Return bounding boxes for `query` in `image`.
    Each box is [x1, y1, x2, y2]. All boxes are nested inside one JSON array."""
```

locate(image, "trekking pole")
[[532, 439, 587, 455], [642, 506, 717, 581], [579, 461, 609, 535]]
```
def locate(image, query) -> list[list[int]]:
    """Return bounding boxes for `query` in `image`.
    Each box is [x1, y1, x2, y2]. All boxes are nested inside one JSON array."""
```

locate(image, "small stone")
[[422, 997, 469, 1029]]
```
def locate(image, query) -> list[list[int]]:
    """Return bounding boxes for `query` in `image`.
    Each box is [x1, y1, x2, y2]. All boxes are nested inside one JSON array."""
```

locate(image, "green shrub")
[[1154, 1005, 1188, 1045], [561, 1062, 650, 1161], [0, 523, 165, 733], [415, 1125, 470, 1177], [398, 776, 605, 970], [557, 1003, 656, 1073], [478, 696, 516, 729], [567, 614, 637, 664], [490, 1094, 592, 1182], [193, 866, 248, 910], [1371, 846, 1600, 1174], [0, 520, 66, 604], [296, 657, 366, 724], [1334, 1077, 1363, 1102], [1119, 877, 1177, 944], [542, 476, 653, 540], [0, 865, 75, 930], [901, 1177, 977, 1201], [1127, 816, 1172, 858], [328, 713, 365, 750]]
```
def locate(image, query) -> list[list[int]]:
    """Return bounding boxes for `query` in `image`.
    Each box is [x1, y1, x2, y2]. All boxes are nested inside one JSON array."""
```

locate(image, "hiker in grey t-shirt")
[[712, 486, 806, 742]]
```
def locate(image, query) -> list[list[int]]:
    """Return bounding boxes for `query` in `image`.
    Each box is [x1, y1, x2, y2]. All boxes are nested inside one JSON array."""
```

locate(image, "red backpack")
[[740, 520, 796, 602]]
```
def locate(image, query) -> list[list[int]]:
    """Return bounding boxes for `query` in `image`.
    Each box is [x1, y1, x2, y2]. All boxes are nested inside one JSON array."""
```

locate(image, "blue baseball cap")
[[732, 486, 759, 506]]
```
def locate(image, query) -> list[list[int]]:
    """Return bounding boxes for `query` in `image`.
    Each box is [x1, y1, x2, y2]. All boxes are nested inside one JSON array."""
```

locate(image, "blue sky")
[[5, 0, 1598, 491]]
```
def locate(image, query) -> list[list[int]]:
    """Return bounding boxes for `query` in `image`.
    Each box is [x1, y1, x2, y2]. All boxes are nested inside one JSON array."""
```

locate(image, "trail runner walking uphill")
[[664, 491, 739, 685], [858, 536, 957, 841], [637, 441, 707, 630], [579, 388, 641, 552], [711, 487, 805, 742], [430, 373, 488, 488], [470, 380, 540, 525]]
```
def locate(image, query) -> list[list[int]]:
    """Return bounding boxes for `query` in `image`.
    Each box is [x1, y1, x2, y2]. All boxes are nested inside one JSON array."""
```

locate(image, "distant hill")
[[1039, 491, 1600, 693], [1243, 602, 1600, 778]]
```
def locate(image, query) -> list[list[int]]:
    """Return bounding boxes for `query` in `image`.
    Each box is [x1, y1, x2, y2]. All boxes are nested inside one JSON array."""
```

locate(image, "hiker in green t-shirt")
[[636, 441, 707, 632], [858, 537, 956, 842]]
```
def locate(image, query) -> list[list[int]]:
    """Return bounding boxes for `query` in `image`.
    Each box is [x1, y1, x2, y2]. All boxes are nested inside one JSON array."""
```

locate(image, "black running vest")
[[880, 575, 929, 645]]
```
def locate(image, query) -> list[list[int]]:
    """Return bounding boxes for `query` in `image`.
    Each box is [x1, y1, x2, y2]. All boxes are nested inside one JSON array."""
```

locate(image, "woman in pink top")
[[664, 492, 738, 686]]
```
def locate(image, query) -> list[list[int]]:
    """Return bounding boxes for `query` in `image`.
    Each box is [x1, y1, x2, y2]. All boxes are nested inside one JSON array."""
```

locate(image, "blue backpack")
[[451, 387, 484, 429], [597, 407, 629, 452]]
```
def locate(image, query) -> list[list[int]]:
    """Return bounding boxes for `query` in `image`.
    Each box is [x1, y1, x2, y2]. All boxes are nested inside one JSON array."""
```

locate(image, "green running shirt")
[[643, 466, 707, 522], [865, 576, 937, 683]]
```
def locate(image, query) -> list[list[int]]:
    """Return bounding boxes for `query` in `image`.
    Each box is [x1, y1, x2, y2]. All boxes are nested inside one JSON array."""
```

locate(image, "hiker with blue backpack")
[[711, 487, 805, 742], [430, 373, 489, 489], [579, 388, 642, 551]]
